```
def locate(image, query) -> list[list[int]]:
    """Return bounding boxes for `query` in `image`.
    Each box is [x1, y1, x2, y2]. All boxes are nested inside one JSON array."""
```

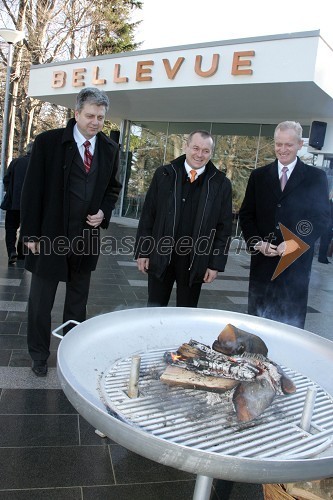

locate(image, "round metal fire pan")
[[55, 307, 333, 483]]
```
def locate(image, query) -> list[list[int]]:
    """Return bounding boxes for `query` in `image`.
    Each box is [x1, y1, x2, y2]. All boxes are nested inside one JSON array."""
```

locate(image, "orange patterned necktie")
[[83, 140, 93, 173], [189, 169, 197, 183]]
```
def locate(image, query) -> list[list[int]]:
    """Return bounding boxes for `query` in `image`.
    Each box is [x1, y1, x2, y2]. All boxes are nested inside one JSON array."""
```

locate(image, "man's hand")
[[86, 209, 104, 228], [203, 268, 218, 283], [137, 257, 149, 274], [276, 240, 300, 257], [256, 241, 279, 257], [24, 241, 40, 254]]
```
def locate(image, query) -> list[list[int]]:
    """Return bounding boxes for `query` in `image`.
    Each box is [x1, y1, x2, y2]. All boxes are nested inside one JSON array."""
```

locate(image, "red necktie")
[[83, 140, 93, 173], [189, 169, 197, 183], [280, 166, 288, 191]]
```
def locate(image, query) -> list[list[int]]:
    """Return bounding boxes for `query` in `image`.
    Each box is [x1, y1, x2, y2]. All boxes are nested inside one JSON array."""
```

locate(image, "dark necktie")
[[189, 169, 197, 183], [280, 166, 288, 191], [83, 140, 93, 173]]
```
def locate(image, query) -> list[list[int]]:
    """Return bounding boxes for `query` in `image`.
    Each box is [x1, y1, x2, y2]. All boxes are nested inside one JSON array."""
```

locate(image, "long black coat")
[[135, 155, 232, 286], [20, 119, 122, 281], [1, 153, 30, 210], [239, 158, 330, 327]]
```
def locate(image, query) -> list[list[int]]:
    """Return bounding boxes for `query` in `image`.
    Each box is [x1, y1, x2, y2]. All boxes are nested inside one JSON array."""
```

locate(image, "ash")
[[206, 391, 228, 406]]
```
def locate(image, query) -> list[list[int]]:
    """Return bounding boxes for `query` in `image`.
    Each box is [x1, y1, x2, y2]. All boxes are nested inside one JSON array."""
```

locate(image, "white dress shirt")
[[184, 160, 206, 181], [278, 158, 297, 180], [73, 124, 96, 162]]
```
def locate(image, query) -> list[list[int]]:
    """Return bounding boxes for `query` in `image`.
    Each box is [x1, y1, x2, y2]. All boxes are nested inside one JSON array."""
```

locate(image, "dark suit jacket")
[[239, 158, 330, 327], [20, 118, 122, 281]]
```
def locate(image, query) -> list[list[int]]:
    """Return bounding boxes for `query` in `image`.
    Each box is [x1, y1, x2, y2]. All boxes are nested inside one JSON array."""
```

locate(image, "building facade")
[[28, 30, 333, 224]]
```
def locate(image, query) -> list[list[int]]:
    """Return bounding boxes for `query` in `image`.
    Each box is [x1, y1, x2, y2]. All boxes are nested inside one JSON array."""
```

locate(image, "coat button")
[[277, 204, 281, 207], [182, 198, 186, 202], [276, 225, 279, 229]]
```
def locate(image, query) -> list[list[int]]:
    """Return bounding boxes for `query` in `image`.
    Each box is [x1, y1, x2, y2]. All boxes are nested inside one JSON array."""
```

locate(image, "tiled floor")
[[0, 218, 332, 500]]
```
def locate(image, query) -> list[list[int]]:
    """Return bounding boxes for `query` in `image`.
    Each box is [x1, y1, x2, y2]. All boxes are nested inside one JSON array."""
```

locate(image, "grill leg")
[[193, 475, 214, 500]]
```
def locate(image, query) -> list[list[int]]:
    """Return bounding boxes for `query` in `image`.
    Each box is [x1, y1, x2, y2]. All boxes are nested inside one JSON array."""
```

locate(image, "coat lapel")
[[264, 160, 281, 200], [264, 159, 306, 200], [89, 135, 113, 212], [192, 162, 217, 238], [280, 159, 305, 197]]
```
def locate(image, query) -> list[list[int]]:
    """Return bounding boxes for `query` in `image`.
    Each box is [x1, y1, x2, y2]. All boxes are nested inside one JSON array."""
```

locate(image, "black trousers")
[[5, 210, 23, 257], [147, 255, 202, 307], [27, 264, 91, 361]]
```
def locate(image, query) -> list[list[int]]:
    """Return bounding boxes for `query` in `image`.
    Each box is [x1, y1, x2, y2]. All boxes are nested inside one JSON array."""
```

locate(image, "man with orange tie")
[[239, 121, 330, 329], [20, 88, 122, 376], [135, 130, 232, 307]]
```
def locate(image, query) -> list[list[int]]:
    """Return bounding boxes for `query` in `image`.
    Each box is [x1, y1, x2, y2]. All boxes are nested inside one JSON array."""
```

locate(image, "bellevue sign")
[[51, 50, 255, 88]]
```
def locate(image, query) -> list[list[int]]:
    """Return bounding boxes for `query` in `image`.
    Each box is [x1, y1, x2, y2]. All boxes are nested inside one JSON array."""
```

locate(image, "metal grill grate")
[[100, 347, 333, 460]]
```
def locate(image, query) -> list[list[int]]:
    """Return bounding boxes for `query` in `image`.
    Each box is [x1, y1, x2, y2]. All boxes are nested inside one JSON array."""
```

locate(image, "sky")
[[132, 0, 332, 50]]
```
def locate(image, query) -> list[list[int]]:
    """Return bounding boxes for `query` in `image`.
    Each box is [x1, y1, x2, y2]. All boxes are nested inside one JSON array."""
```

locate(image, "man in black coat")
[[135, 130, 232, 307], [239, 121, 330, 329], [20, 88, 122, 376], [1, 142, 33, 264], [318, 196, 333, 263]]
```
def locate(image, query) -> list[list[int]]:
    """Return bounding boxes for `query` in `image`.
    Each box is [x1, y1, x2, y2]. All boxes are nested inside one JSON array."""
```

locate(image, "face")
[[185, 133, 213, 169], [274, 129, 303, 166], [75, 103, 106, 139]]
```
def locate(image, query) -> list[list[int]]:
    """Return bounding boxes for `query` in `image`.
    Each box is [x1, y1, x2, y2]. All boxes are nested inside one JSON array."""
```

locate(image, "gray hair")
[[75, 87, 109, 113], [186, 130, 214, 149], [274, 121, 303, 141]]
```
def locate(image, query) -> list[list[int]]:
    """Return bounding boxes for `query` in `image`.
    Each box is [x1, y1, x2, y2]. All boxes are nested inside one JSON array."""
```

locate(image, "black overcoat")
[[20, 119, 122, 281], [135, 155, 232, 286], [239, 158, 330, 327], [1, 153, 30, 210]]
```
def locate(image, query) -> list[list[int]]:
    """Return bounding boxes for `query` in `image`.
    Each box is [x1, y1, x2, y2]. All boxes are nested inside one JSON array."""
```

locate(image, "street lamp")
[[0, 28, 25, 219]]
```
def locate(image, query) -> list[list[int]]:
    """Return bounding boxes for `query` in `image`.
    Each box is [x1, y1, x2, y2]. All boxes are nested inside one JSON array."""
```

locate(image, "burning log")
[[161, 326, 296, 423], [163, 340, 261, 381], [160, 366, 239, 392]]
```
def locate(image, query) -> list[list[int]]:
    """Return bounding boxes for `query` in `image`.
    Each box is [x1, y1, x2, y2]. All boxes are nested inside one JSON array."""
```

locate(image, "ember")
[[161, 324, 296, 422]]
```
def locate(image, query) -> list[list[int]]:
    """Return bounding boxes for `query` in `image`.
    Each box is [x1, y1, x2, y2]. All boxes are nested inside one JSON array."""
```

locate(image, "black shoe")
[[318, 258, 330, 264], [8, 252, 18, 265], [32, 360, 48, 377]]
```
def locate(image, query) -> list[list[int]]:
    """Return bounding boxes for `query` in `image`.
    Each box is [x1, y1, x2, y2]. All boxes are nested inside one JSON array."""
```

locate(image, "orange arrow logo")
[[271, 223, 310, 280]]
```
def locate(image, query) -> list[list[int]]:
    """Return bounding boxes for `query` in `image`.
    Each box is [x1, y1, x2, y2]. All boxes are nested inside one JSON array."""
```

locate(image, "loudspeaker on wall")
[[309, 121, 327, 150]]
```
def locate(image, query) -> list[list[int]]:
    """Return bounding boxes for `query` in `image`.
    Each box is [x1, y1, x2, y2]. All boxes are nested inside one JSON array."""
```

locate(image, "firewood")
[[212, 323, 268, 356], [160, 365, 239, 392]]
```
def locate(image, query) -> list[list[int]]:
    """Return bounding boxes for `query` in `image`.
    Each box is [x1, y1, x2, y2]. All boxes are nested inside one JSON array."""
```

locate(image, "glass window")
[[120, 121, 313, 226], [122, 122, 167, 219], [211, 124, 261, 226]]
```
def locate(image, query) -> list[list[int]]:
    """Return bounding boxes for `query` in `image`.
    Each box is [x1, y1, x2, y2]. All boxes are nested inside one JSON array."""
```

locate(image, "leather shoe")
[[318, 258, 330, 264], [32, 361, 48, 377], [8, 252, 18, 265]]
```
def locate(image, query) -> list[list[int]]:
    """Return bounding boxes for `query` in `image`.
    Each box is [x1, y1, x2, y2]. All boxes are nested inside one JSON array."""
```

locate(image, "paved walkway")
[[0, 218, 332, 499]]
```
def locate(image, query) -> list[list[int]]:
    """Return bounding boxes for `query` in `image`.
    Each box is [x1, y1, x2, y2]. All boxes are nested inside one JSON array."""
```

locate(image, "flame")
[[171, 352, 182, 362], [163, 350, 186, 365]]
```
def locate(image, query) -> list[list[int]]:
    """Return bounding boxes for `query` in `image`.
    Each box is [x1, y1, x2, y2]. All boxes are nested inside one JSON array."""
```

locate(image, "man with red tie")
[[21, 88, 122, 376], [239, 121, 330, 329]]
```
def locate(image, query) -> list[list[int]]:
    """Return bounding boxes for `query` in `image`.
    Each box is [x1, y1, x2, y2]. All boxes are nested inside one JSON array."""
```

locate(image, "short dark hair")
[[75, 87, 109, 113], [186, 130, 214, 149]]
